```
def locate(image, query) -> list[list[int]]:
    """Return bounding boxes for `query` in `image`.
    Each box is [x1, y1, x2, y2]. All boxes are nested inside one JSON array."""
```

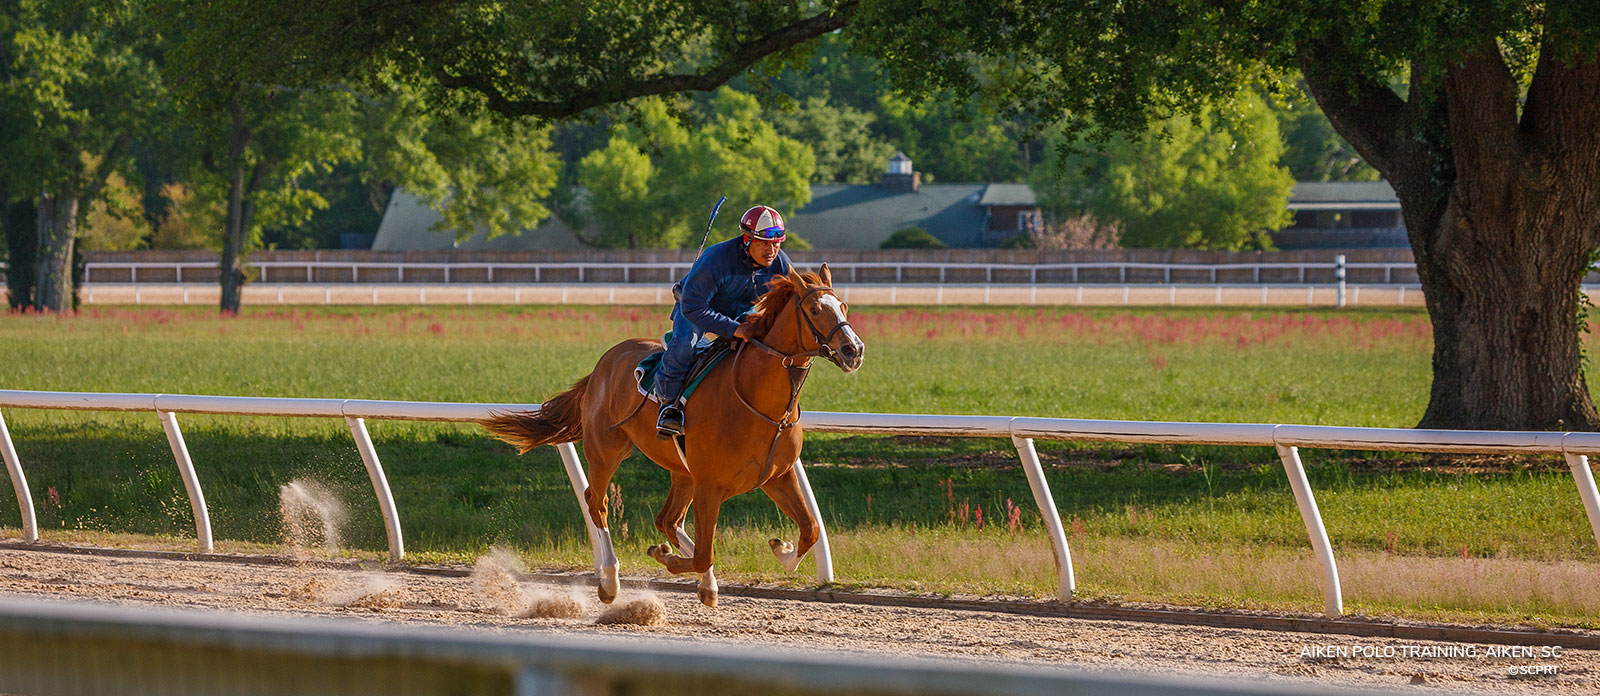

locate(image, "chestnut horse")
[[481, 265, 864, 606]]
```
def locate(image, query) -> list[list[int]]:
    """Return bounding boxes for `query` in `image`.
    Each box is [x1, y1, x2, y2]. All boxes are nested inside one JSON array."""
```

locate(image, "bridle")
[[747, 285, 852, 369], [732, 283, 852, 486]]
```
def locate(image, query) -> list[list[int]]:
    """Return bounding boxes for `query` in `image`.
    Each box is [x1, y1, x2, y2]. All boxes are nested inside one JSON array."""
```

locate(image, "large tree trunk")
[[1302, 40, 1600, 431], [220, 105, 255, 315], [3, 198, 38, 311], [33, 194, 79, 313], [1407, 192, 1599, 430]]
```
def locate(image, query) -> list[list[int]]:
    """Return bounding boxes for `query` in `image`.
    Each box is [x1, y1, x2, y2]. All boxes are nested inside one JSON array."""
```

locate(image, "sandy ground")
[[0, 547, 1592, 694]]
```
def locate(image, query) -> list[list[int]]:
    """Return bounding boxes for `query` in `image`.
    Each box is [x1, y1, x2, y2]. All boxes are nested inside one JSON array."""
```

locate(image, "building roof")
[[372, 190, 589, 251], [977, 183, 1037, 207], [790, 183, 989, 248], [1287, 181, 1400, 211], [375, 184, 998, 250]]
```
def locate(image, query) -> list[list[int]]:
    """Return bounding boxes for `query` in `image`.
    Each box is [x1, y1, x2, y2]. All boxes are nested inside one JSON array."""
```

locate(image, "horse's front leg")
[[760, 465, 820, 573]]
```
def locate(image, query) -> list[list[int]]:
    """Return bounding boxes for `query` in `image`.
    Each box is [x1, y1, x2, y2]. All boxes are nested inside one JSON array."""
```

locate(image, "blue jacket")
[[677, 237, 793, 338]]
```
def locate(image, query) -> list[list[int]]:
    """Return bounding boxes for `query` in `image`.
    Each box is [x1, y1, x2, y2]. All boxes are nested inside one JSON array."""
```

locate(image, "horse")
[[481, 264, 864, 607]]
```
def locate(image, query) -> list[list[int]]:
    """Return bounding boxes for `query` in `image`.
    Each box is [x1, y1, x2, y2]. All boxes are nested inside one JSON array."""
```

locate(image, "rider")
[[653, 205, 794, 437]]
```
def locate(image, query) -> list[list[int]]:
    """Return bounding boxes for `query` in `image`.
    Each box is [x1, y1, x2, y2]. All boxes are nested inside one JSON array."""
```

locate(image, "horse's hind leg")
[[760, 467, 821, 573], [648, 482, 726, 607], [581, 431, 633, 604], [651, 473, 695, 557]]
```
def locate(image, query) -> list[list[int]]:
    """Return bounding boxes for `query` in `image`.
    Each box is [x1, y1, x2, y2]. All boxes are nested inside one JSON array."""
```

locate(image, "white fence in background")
[[69, 259, 1423, 285], [67, 282, 1434, 307], [4, 388, 1600, 618]]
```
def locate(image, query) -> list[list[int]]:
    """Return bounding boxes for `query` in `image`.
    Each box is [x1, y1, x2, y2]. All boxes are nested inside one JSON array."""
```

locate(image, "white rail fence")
[[4, 388, 1600, 618], [66, 259, 1423, 285]]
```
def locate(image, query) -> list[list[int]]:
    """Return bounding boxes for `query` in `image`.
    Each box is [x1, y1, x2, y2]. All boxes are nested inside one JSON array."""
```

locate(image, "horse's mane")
[[746, 270, 822, 339]]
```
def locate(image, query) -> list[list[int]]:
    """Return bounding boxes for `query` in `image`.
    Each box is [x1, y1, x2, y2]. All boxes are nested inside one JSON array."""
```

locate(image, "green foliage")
[[361, 86, 560, 242], [170, 89, 365, 256], [259, 165, 383, 250], [875, 93, 1028, 183], [576, 89, 813, 248], [752, 33, 1034, 184], [1030, 91, 1294, 250], [768, 96, 897, 184], [879, 227, 945, 249], [0, 2, 159, 196], [78, 169, 150, 250], [1269, 82, 1379, 182]]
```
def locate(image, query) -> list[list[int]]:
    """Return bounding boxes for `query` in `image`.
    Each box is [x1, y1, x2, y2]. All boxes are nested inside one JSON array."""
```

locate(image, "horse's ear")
[[818, 263, 833, 286]]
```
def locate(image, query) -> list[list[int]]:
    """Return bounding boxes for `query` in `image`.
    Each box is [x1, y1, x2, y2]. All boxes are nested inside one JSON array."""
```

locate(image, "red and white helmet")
[[739, 205, 786, 243]]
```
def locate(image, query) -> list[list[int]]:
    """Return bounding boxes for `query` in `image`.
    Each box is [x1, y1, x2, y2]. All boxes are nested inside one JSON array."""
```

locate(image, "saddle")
[[635, 335, 735, 406]]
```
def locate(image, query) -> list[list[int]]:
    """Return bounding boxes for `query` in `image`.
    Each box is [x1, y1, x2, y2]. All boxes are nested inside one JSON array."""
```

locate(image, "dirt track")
[[0, 547, 1593, 694]]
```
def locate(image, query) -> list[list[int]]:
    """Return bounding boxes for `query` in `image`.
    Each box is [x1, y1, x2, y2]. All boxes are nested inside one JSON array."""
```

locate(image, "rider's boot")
[[656, 402, 684, 439]]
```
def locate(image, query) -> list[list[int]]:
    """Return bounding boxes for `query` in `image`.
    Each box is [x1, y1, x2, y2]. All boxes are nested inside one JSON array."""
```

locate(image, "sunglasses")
[[747, 227, 785, 241]]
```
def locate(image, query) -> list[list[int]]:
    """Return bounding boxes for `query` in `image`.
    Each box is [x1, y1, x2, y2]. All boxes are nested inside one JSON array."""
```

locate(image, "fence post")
[[1335, 255, 1347, 308], [1010, 433, 1075, 600], [1273, 442, 1342, 616], [1562, 445, 1600, 554], [0, 411, 37, 543], [344, 417, 404, 562], [156, 411, 213, 553], [791, 459, 834, 583]]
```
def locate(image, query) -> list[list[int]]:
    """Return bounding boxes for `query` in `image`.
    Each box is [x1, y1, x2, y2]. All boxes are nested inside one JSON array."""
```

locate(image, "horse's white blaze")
[[818, 293, 864, 370], [674, 525, 695, 556]]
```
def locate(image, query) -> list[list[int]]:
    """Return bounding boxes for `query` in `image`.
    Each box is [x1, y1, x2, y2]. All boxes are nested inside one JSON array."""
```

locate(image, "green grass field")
[[2, 304, 1597, 627]]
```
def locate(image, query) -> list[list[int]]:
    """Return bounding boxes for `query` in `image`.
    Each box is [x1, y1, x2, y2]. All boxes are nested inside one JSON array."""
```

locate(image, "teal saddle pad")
[[636, 333, 734, 405]]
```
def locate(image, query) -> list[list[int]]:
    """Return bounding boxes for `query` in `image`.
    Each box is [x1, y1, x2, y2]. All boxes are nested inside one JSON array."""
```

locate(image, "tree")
[[0, 1, 160, 311], [77, 168, 150, 251], [769, 96, 897, 184], [849, 0, 1600, 430], [880, 227, 944, 249], [875, 93, 1028, 183], [1031, 91, 1294, 250], [576, 89, 813, 248], [1269, 82, 1380, 183], [173, 1, 1600, 431], [173, 90, 364, 312], [360, 85, 561, 245]]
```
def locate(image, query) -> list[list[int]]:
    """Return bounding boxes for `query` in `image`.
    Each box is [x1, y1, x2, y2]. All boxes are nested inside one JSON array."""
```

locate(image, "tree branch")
[[1522, 29, 1600, 165], [1442, 38, 1522, 211], [82, 135, 133, 204], [1296, 41, 1412, 177], [434, 1, 857, 119]]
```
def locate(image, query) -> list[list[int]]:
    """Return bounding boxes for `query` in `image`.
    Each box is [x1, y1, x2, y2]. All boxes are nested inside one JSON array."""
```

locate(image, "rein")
[[734, 285, 851, 486]]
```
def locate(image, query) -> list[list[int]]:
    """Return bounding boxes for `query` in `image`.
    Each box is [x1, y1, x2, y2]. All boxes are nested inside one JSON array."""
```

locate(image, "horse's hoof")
[[698, 587, 718, 607], [647, 543, 670, 562], [598, 566, 620, 604], [769, 538, 800, 572]]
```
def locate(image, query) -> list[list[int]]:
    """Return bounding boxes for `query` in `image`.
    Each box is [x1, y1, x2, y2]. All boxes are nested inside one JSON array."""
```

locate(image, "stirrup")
[[656, 404, 684, 439]]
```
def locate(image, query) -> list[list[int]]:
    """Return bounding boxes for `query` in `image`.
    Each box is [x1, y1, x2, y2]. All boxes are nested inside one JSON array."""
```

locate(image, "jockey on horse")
[[653, 204, 792, 438]]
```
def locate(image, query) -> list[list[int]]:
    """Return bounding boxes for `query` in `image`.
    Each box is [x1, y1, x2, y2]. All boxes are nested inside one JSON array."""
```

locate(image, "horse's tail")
[[481, 375, 590, 453]]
